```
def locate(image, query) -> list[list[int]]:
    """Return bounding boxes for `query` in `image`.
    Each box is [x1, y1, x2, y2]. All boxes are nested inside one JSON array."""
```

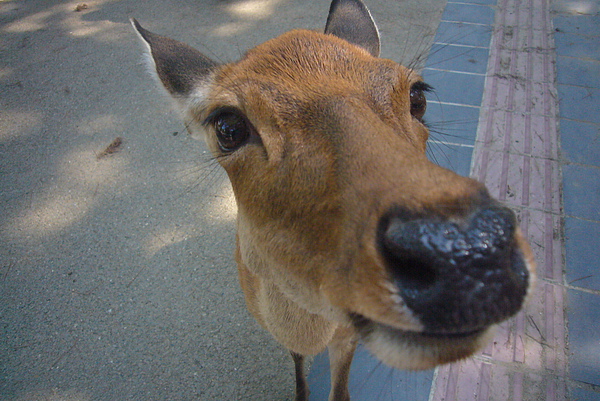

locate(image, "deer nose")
[[379, 205, 529, 334]]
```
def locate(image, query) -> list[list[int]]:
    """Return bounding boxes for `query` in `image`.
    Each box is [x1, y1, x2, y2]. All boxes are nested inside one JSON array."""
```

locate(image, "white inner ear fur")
[[183, 84, 215, 141], [130, 21, 162, 88]]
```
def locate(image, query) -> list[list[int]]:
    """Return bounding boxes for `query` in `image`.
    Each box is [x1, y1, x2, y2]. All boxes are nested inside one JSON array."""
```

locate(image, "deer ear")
[[131, 18, 218, 100], [324, 0, 380, 57]]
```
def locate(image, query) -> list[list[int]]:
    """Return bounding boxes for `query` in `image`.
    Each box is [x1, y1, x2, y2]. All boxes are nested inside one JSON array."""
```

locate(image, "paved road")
[[0, 0, 446, 399]]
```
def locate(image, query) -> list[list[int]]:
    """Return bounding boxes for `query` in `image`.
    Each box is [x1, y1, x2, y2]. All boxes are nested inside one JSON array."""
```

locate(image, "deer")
[[131, 0, 535, 399]]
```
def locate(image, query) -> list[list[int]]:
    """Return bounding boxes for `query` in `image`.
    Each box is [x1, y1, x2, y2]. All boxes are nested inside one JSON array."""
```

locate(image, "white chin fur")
[[361, 324, 496, 370]]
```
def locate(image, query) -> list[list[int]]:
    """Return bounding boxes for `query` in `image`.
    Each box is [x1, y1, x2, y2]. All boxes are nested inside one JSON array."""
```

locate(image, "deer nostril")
[[381, 248, 439, 299], [379, 205, 528, 333]]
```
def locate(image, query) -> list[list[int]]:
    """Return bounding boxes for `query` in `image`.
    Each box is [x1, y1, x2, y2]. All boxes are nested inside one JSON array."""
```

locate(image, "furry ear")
[[131, 18, 218, 100], [324, 0, 380, 57]]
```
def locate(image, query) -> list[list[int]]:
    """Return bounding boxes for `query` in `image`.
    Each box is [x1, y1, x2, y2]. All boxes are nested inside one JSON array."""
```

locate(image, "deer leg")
[[327, 326, 358, 401], [291, 351, 309, 401]]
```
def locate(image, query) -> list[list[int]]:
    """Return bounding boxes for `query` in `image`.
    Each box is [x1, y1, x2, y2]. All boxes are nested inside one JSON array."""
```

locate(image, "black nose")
[[379, 205, 529, 334]]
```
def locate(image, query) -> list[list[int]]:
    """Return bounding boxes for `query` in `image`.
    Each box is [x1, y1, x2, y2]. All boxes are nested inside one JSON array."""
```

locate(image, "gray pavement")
[[0, 0, 446, 399]]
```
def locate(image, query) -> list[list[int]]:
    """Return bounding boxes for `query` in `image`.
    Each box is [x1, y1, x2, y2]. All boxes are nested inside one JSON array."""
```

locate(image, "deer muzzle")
[[379, 204, 529, 335]]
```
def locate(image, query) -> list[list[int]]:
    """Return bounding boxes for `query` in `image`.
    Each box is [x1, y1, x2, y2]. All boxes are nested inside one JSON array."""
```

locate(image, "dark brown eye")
[[410, 82, 431, 121], [206, 108, 252, 152]]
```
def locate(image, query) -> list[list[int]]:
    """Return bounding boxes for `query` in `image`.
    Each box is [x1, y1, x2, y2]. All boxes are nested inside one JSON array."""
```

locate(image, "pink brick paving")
[[429, 0, 568, 400]]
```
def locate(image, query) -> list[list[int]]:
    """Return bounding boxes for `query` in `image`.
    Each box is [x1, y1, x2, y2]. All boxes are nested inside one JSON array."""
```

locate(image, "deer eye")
[[205, 107, 253, 152], [410, 82, 432, 122]]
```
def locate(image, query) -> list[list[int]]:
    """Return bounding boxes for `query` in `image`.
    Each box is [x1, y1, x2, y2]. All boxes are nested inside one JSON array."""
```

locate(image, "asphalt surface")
[[0, 0, 446, 399]]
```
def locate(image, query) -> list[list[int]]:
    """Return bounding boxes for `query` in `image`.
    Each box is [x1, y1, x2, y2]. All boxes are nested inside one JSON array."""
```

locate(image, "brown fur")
[[132, 2, 535, 399]]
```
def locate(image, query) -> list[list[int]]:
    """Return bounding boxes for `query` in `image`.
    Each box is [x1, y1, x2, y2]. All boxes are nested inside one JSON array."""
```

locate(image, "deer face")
[[196, 31, 534, 369], [132, 0, 534, 374]]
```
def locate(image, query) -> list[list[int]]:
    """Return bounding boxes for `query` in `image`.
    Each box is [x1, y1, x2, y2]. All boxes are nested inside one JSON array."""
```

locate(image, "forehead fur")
[[217, 30, 418, 96]]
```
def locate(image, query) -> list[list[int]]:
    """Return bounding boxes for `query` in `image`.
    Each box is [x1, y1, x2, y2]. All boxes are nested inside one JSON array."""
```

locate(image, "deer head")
[[132, 0, 535, 399]]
